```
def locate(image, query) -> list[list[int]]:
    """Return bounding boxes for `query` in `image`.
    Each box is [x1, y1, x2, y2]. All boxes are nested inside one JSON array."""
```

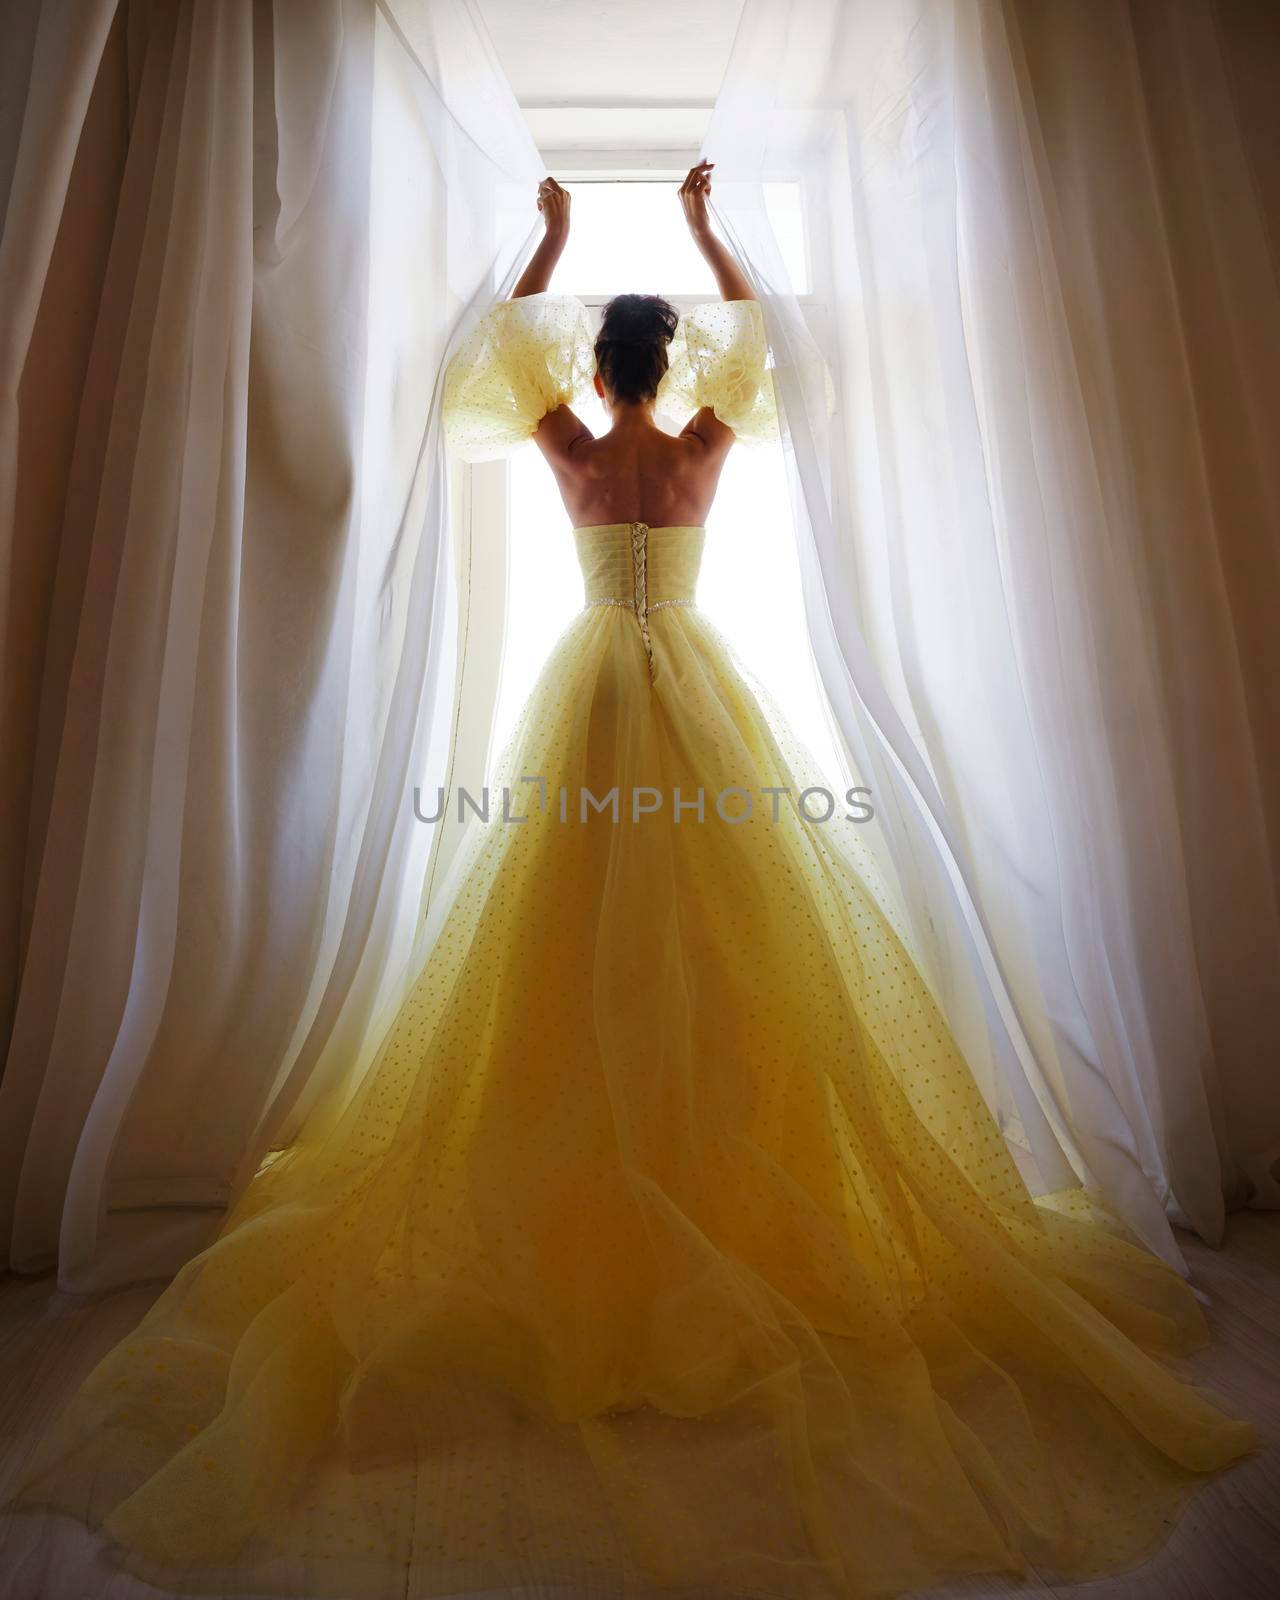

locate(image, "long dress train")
[[2, 293, 1255, 1600]]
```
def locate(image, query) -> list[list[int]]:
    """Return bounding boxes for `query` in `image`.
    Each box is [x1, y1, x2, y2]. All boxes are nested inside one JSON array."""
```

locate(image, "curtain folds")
[[0, 0, 540, 1290], [701, 0, 1280, 1263]]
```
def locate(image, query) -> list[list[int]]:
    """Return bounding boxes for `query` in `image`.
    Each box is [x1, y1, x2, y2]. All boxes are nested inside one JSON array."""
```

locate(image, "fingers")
[[680, 161, 715, 195], [537, 177, 569, 220]]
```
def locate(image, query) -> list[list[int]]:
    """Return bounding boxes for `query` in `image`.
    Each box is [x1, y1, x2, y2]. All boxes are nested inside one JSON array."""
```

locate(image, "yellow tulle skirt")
[[5, 583, 1256, 1599]]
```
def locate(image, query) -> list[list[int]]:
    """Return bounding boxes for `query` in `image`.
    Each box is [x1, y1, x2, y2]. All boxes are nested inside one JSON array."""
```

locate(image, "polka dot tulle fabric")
[[655, 298, 781, 444], [443, 294, 600, 462], [5, 324, 1254, 1600], [442, 292, 780, 461]]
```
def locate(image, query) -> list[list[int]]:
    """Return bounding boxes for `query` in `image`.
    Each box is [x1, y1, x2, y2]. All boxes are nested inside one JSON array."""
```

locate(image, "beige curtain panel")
[[0, 0, 542, 1290]]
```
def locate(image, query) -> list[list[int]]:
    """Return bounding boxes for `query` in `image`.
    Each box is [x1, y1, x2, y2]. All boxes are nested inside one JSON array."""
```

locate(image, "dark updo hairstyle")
[[594, 293, 680, 404]]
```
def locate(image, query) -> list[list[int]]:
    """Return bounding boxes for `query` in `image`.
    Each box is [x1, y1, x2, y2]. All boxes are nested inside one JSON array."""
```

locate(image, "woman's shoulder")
[[443, 296, 598, 463], [656, 300, 778, 445]]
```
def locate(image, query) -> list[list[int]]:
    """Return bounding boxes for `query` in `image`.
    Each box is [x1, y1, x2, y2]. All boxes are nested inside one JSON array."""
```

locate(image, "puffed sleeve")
[[442, 292, 597, 462], [654, 299, 780, 444]]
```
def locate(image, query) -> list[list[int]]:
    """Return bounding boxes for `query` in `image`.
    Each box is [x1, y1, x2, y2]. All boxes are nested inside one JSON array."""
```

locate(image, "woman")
[[5, 165, 1254, 1600]]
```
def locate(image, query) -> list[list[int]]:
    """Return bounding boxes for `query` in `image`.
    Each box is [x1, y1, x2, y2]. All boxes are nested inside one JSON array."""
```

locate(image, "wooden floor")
[[1, 1212, 1278, 1600]]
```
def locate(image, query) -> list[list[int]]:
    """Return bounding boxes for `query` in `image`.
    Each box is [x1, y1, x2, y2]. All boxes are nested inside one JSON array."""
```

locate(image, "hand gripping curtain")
[[0, 0, 544, 1290], [701, 0, 1280, 1265]]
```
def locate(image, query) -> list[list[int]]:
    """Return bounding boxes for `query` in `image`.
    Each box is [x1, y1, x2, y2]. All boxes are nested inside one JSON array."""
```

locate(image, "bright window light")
[[553, 179, 809, 296], [490, 179, 843, 796]]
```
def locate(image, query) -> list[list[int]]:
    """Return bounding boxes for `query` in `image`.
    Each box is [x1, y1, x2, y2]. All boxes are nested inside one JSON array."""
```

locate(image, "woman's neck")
[[606, 399, 658, 434]]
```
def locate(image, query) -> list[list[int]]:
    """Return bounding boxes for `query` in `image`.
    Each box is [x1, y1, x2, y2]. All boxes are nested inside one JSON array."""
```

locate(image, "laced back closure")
[[630, 523, 653, 679], [575, 523, 704, 684]]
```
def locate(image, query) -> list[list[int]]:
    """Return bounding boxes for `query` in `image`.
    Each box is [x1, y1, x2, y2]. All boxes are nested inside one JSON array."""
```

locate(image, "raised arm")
[[507, 178, 593, 459], [679, 162, 757, 303], [511, 177, 571, 299]]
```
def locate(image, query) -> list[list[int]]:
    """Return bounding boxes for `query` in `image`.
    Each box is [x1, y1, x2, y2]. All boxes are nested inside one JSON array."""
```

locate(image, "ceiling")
[[475, 0, 745, 165]]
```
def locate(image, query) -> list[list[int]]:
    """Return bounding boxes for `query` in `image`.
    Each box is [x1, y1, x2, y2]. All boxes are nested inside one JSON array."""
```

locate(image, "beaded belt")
[[582, 521, 695, 681]]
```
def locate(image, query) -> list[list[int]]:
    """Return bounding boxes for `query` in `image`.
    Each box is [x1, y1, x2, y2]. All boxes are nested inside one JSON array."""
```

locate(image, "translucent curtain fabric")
[[701, 0, 1280, 1262], [0, 0, 542, 1290]]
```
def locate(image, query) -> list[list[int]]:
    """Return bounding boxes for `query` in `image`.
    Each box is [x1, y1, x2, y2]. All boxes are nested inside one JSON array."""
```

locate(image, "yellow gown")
[[5, 292, 1255, 1600]]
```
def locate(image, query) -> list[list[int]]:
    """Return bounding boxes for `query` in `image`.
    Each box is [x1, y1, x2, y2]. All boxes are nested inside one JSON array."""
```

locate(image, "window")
[[552, 179, 810, 297], [489, 177, 845, 793]]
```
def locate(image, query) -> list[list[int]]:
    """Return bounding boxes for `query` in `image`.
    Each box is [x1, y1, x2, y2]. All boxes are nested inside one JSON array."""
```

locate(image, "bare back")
[[531, 404, 735, 528]]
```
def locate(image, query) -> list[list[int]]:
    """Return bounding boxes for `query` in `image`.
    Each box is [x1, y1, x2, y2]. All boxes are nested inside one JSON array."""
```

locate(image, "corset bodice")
[[574, 523, 705, 680], [573, 522, 705, 607]]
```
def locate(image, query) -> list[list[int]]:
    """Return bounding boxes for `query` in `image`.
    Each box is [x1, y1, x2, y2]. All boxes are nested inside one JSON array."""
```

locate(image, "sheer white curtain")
[[0, 0, 540, 1290], [702, 0, 1280, 1264]]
